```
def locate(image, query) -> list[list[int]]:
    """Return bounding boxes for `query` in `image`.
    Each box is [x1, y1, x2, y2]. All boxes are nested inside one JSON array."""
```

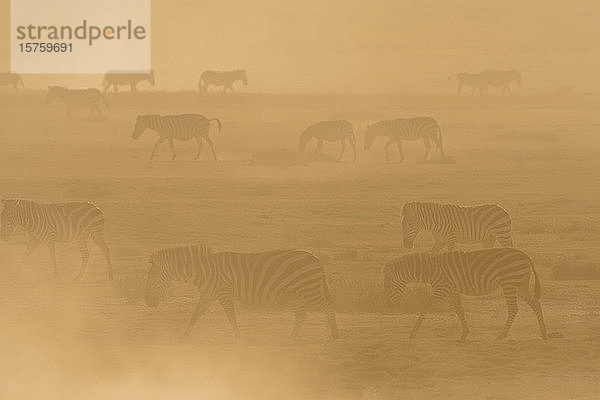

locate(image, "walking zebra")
[[102, 70, 155, 93], [199, 70, 248, 92], [364, 117, 443, 162], [0, 73, 24, 92], [448, 72, 485, 95], [0, 199, 113, 280], [402, 202, 513, 253], [299, 120, 356, 162], [383, 248, 548, 340], [145, 245, 339, 342], [479, 70, 522, 95], [132, 114, 221, 161], [46, 86, 108, 120]]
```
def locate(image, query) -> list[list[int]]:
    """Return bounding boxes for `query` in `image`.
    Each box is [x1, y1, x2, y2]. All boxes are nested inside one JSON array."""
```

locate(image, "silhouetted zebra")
[[46, 86, 108, 120], [479, 70, 522, 95], [364, 117, 443, 162], [402, 202, 513, 253], [0, 73, 24, 92], [102, 70, 155, 93], [145, 245, 339, 342], [299, 120, 356, 162], [383, 248, 547, 340], [0, 199, 113, 280], [448, 72, 485, 95], [199, 70, 248, 92], [132, 114, 221, 161]]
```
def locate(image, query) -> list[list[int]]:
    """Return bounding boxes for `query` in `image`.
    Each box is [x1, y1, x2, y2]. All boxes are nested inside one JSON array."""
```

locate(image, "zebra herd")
[[0, 198, 549, 342]]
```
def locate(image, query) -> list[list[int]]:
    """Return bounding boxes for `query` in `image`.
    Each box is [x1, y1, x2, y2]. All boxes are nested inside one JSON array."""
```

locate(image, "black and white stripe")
[[383, 248, 547, 340], [364, 117, 444, 162], [402, 202, 513, 253], [132, 114, 221, 161], [0, 199, 113, 280], [46, 86, 108, 120], [0, 73, 24, 92], [102, 70, 155, 93], [145, 245, 339, 342], [199, 70, 248, 92], [299, 120, 356, 162]]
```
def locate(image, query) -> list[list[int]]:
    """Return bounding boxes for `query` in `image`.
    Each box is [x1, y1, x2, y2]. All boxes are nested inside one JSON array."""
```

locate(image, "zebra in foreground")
[[479, 70, 522, 95], [102, 70, 155, 93], [132, 114, 221, 161], [402, 202, 513, 253], [199, 70, 248, 92], [0, 73, 24, 92], [299, 120, 356, 162], [383, 248, 547, 340], [145, 245, 339, 342], [46, 86, 109, 120], [364, 117, 444, 162], [0, 199, 113, 280]]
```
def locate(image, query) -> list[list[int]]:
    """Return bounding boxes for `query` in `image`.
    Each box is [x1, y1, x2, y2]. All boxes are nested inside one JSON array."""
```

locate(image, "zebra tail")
[[322, 275, 333, 305], [208, 118, 222, 132], [438, 126, 445, 157]]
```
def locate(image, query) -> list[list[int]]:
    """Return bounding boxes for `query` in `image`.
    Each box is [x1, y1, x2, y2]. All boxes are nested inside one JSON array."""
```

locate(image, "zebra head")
[[0, 199, 19, 241], [132, 115, 150, 139], [401, 203, 420, 249], [145, 255, 170, 308]]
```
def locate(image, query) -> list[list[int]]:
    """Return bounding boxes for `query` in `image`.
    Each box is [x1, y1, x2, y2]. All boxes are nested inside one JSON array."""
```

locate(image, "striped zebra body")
[[479, 70, 521, 95], [199, 70, 248, 92], [299, 120, 356, 162], [364, 117, 443, 162], [0, 199, 113, 280], [383, 248, 547, 340], [0, 73, 24, 92], [102, 70, 155, 93], [402, 202, 513, 253], [449, 72, 485, 95], [46, 86, 108, 120], [132, 114, 221, 161], [145, 245, 339, 341]]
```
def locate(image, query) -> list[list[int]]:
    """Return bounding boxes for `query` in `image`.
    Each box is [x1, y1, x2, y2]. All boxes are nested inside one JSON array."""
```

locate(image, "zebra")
[[0, 199, 113, 280], [102, 70, 155, 93], [199, 70, 248, 92], [383, 248, 548, 340], [402, 202, 513, 253], [132, 114, 221, 161], [0, 73, 24, 92], [298, 120, 356, 162], [448, 72, 485, 95], [145, 245, 339, 342], [364, 117, 444, 162], [46, 86, 109, 120], [479, 70, 522, 95]]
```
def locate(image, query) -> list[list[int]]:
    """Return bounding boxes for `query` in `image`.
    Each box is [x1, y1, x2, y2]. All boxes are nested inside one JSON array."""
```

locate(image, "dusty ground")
[[0, 91, 599, 399]]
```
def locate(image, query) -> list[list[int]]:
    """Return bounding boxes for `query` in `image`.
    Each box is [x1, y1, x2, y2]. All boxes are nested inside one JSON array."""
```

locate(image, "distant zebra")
[[102, 70, 155, 93], [46, 86, 108, 120], [0, 199, 113, 280], [145, 245, 339, 342], [299, 120, 356, 162], [0, 73, 24, 92], [199, 70, 248, 92], [383, 248, 548, 340], [448, 72, 485, 95], [402, 202, 513, 253], [479, 70, 522, 95], [364, 117, 443, 162], [132, 114, 221, 161]]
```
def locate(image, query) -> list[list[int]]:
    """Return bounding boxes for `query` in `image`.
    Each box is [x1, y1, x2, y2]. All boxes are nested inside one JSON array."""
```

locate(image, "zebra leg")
[[449, 293, 469, 341], [92, 233, 113, 281], [496, 286, 519, 340], [385, 139, 395, 162], [396, 141, 404, 162], [150, 137, 165, 160], [423, 139, 432, 161], [409, 287, 446, 340], [205, 137, 218, 161], [183, 297, 214, 336], [287, 301, 308, 344], [316, 139, 324, 154], [218, 295, 241, 340], [194, 136, 204, 160], [46, 241, 58, 278], [131, 83, 137, 93], [15, 238, 40, 278], [336, 139, 346, 161], [168, 138, 176, 161], [519, 292, 548, 339], [75, 239, 90, 279]]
